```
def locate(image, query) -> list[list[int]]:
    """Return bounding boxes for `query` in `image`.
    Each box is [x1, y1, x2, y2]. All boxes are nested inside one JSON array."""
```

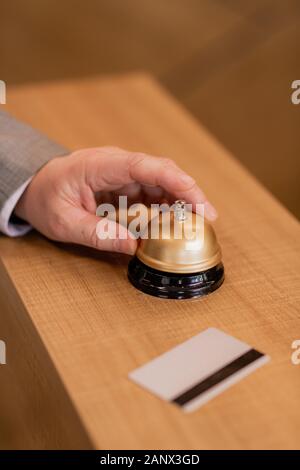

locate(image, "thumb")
[[71, 212, 137, 255]]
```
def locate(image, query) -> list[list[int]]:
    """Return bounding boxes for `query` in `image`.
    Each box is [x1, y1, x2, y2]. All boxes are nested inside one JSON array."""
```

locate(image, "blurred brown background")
[[1, 0, 299, 217]]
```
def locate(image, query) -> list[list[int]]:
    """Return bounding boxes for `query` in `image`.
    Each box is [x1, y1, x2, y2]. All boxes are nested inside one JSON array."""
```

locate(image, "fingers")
[[84, 147, 218, 220], [162, 190, 217, 221], [128, 154, 218, 220], [70, 210, 137, 255]]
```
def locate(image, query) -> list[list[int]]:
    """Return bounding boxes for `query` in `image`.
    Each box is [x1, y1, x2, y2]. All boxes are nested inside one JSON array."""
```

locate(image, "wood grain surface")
[[0, 73, 299, 449]]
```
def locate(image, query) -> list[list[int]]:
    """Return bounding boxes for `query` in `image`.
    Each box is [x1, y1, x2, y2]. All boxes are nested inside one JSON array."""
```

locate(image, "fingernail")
[[204, 201, 218, 220]]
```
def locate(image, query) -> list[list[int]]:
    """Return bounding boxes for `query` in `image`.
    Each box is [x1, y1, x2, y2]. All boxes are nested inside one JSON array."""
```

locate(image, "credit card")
[[129, 328, 270, 412]]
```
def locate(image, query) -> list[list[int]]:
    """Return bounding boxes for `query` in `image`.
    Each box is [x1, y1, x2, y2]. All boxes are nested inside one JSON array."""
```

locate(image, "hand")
[[15, 147, 218, 255]]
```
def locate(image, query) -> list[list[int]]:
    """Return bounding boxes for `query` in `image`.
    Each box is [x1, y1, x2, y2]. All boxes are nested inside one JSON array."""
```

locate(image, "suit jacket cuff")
[[0, 177, 33, 236]]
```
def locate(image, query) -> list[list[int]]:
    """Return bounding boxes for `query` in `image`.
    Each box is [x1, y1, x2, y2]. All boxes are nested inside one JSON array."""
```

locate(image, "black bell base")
[[128, 256, 224, 300]]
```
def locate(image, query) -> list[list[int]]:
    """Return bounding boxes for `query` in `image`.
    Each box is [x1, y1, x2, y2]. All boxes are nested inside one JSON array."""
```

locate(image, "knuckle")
[[160, 157, 176, 168], [91, 226, 101, 248], [129, 152, 147, 166]]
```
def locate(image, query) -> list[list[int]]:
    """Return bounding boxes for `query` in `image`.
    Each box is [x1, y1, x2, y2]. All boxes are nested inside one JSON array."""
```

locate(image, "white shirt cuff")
[[0, 177, 33, 236]]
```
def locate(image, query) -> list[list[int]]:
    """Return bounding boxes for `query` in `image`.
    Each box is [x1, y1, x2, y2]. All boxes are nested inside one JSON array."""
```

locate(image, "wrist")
[[14, 158, 55, 222]]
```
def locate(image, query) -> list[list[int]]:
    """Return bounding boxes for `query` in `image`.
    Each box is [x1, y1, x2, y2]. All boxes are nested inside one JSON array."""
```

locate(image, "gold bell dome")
[[136, 203, 222, 274], [111, 200, 224, 299]]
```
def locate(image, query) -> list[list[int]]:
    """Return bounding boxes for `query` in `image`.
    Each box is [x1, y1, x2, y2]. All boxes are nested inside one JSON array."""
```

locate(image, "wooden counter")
[[0, 74, 299, 449]]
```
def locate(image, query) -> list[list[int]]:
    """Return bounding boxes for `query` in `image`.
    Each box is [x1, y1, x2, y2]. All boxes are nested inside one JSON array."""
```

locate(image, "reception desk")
[[0, 74, 299, 449]]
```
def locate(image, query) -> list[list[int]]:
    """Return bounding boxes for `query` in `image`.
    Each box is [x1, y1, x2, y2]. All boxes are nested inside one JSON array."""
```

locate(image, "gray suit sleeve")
[[0, 110, 67, 211]]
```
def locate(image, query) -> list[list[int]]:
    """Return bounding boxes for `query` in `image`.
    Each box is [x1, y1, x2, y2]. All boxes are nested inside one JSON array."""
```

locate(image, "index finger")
[[87, 149, 218, 220], [128, 153, 218, 220]]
